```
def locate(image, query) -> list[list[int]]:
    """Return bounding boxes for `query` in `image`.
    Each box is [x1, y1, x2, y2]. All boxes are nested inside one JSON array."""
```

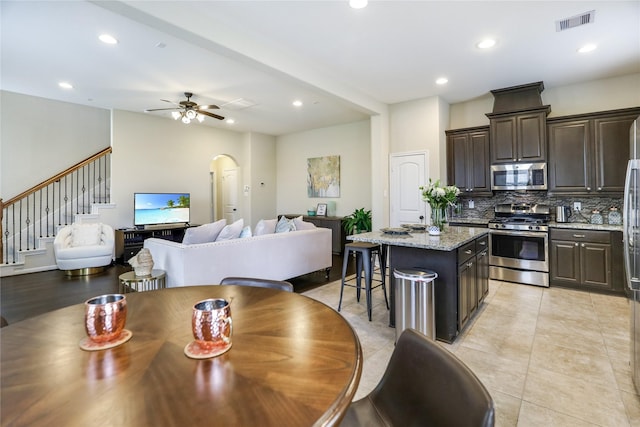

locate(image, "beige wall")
[[276, 120, 371, 217], [1, 91, 110, 199], [245, 132, 277, 228], [449, 73, 640, 129], [389, 96, 450, 183], [106, 110, 247, 229]]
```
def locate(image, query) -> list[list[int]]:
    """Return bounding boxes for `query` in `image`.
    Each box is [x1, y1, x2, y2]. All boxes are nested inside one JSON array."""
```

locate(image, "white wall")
[[389, 96, 450, 182], [106, 110, 246, 229], [276, 120, 371, 217], [449, 73, 640, 129], [1, 91, 110, 200]]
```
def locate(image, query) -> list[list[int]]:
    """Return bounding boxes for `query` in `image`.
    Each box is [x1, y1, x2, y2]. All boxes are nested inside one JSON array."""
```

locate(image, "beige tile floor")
[[302, 276, 640, 426]]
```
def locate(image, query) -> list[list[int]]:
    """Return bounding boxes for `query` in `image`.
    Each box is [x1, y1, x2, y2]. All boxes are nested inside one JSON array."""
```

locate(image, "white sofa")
[[143, 227, 332, 287]]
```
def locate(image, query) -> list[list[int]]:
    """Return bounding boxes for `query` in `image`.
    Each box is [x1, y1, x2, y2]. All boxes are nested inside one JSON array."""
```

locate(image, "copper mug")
[[192, 299, 232, 350], [84, 294, 127, 343]]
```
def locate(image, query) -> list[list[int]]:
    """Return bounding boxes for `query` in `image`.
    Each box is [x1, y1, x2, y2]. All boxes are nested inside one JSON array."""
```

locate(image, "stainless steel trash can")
[[393, 268, 438, 342]]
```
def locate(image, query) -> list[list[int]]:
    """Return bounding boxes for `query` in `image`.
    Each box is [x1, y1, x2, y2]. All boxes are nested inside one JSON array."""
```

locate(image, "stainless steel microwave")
[[490, 162, 547, 191]]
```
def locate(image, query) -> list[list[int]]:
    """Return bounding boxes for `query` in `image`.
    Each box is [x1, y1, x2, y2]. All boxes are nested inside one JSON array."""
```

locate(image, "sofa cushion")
[[182, 219, 226, 244], [216, 219, 244, 241], [275, 216, 296, 233], [70, 223, 102, 247], [293, 216, 316, 231], [254, 219, 278, 236], [239, 226, 252, 238]]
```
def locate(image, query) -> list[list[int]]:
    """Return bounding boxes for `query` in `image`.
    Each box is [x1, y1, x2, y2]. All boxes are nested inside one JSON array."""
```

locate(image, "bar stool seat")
[[338, 241, 389, 321]]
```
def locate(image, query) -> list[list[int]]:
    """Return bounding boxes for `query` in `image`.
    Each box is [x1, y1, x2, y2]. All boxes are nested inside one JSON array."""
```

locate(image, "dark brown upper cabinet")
[[548, 108, 640, 195], [485, 82, 551, 164], [446, 126, 491, 196], [487, 110, 549, 163]]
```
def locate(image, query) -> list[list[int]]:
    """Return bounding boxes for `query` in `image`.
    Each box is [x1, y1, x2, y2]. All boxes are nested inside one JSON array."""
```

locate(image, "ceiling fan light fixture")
[[181, 115, 190, 124], [171, 111, 181, 120], [185, 109, 197, 120], [196, 114, 205, 123]]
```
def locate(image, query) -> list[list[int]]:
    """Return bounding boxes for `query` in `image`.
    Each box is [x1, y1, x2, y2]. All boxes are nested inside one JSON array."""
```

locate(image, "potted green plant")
[[342, 208, 372, 234]]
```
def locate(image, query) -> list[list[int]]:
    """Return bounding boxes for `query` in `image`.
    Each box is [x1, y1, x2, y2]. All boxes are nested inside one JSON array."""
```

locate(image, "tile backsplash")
[[453, 191, 622, 223]]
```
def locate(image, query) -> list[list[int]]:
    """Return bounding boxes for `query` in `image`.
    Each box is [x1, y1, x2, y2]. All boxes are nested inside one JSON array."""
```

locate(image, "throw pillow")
[[216, 219, 244, 241], [293, 216, 316, 231], [182, 219, 227, 244], [70, 223, 102, 247], [239, 226, 252, 238], [254, 218, 278, 236], [275, 216, 296, 233]]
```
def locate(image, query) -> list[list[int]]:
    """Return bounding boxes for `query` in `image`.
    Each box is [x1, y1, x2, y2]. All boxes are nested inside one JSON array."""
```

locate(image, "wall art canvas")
[[307, 155, 340, 198]]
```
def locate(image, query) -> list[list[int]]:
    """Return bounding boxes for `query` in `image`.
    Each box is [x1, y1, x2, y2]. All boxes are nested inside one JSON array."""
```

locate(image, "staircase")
[[1, 148, 113, 277]]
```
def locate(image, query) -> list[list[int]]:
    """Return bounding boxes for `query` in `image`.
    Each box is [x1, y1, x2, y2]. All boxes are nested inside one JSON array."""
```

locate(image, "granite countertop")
[[549, 221, 623, 232], [348, 226, 489, 251]]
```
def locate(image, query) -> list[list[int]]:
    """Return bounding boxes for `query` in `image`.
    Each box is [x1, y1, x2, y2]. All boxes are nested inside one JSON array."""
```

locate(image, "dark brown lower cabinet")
[[550, 229, 623, 294], [457, 235, 489, 331]]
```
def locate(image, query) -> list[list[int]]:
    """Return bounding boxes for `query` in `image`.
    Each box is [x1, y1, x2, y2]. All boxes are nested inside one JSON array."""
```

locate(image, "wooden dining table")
[[0, 285, 363, 426]]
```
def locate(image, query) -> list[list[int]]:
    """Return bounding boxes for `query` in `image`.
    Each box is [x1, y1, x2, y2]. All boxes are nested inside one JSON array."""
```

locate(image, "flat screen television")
[[134, 193, 190, 228]]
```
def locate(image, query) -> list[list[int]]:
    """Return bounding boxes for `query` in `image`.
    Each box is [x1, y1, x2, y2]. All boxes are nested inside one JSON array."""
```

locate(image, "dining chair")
[[220, 277, 294, 293], [1, 316, 8, 328], [340, 328, 495, 427]]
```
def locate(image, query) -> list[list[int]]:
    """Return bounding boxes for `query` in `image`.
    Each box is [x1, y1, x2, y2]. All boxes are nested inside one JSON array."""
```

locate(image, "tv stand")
[[115, 224, 190, 264]]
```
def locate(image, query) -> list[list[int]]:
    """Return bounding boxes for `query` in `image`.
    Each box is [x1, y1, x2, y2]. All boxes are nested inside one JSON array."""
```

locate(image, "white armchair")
[[53, 223, 114, 274]]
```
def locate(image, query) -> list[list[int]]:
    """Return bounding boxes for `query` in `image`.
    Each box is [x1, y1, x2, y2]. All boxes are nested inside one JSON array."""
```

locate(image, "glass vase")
[[429, 206, 446, 235]]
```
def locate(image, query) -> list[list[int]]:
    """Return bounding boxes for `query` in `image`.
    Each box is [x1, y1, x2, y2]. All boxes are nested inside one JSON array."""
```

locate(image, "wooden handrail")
[[1, 147, 112, 209]]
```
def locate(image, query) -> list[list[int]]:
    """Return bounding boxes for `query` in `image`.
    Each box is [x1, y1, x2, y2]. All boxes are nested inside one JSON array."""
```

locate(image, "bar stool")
[[338, 241, 389, 321]]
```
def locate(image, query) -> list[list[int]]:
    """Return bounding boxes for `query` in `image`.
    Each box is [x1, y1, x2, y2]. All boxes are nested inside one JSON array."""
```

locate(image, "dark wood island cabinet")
[[349, 227, 489, 343]]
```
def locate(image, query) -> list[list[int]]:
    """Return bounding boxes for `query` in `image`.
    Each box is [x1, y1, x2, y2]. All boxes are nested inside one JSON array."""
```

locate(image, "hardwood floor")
[[0, 255, 351, 325]]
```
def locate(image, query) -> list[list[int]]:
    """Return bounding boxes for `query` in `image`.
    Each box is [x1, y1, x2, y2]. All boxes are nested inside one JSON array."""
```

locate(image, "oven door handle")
[[489, 229, 547, 238]]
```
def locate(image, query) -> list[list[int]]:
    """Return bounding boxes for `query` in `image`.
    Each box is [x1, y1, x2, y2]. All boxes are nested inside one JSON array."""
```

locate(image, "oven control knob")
[[528, 225, 533, 230], [501, 224, 506, 229]]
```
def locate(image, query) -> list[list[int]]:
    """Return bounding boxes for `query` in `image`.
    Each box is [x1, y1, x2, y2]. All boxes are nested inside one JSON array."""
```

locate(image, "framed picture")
[[316, 203, 328, 216]]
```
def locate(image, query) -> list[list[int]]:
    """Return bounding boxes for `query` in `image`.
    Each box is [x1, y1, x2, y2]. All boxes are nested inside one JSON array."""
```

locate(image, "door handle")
[[573, 234, 585, 238]]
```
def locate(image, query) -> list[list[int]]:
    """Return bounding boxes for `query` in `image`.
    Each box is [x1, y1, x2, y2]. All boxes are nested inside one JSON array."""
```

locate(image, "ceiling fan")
[[145, 92, 224, 123]]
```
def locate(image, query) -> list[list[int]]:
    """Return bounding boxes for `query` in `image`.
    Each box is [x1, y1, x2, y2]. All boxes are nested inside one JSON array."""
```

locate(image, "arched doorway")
[[210, 155, 240, 223]]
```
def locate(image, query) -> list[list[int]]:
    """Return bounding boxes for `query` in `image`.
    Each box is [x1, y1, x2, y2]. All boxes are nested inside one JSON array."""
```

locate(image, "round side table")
[[119, 269, 166, 293]]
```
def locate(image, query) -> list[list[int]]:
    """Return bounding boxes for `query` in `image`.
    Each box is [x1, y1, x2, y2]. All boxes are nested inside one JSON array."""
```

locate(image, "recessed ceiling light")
[[578, 43, 597, 53], [98, 34, 118, 45], [226, 118, 235, 125], [476, 39, 496, 49], [349, 0, 368, 9], [58, 82, 73, 89], [436, 77, 449, 85], [292, 100, 303, 107]]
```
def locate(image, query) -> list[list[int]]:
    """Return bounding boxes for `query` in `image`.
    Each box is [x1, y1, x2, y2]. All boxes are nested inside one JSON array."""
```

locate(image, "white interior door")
[[390, 152, 428, 227], [222, 168, 238, 223]]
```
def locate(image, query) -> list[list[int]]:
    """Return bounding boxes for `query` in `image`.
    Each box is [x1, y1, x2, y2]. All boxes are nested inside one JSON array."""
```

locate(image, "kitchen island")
[[350, 226, 489, 343]]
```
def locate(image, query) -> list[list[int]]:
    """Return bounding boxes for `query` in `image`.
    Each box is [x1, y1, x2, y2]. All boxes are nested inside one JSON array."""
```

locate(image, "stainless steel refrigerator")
[[626, 115, 640, 391]]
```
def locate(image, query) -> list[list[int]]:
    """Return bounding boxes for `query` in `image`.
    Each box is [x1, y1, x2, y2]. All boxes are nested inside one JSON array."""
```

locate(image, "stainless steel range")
[[488, 203, 551, 287]]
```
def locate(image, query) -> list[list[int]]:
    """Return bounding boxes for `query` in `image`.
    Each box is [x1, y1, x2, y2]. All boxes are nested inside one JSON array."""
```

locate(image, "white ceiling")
[[2, 1, 639, 136]]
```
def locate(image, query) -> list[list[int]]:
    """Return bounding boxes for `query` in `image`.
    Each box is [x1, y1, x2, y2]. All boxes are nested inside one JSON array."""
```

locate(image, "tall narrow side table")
[[119, 269, 166, 293]]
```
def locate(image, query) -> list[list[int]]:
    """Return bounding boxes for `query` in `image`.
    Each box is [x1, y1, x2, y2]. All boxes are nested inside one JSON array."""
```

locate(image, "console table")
[[115, 226, 189, 263], [283, 214, 346, 255]]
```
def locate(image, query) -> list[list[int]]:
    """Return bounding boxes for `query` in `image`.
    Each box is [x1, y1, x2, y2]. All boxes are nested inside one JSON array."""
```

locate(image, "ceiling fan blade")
[[198, 110, 225, 120], [161, 99, 180, 106], [197, 104, 220, 110], [145, 107, 181, 112]]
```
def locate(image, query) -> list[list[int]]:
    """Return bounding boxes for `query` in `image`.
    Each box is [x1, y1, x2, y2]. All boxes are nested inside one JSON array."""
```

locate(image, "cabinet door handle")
[[581, 243, 585, 247], [478, 241, 486, 246], [573, 234, 586, 238], [575, 242, 579, 246], [586, 187, 591, 191], [597, 187, 602, 191], [467, 262, 473, 267], [465, 250, 473, 254]]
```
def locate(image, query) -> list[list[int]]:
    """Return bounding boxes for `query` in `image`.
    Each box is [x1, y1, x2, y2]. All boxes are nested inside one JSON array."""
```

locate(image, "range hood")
[[487, 81, 551, 115]]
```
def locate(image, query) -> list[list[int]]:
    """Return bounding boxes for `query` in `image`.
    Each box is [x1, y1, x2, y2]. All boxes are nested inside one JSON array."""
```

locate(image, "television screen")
[[134, 193, 190, 227]]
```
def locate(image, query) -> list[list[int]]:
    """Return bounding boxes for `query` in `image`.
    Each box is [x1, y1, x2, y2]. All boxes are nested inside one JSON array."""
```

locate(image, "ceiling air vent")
[[556, 10, 595, 32]]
